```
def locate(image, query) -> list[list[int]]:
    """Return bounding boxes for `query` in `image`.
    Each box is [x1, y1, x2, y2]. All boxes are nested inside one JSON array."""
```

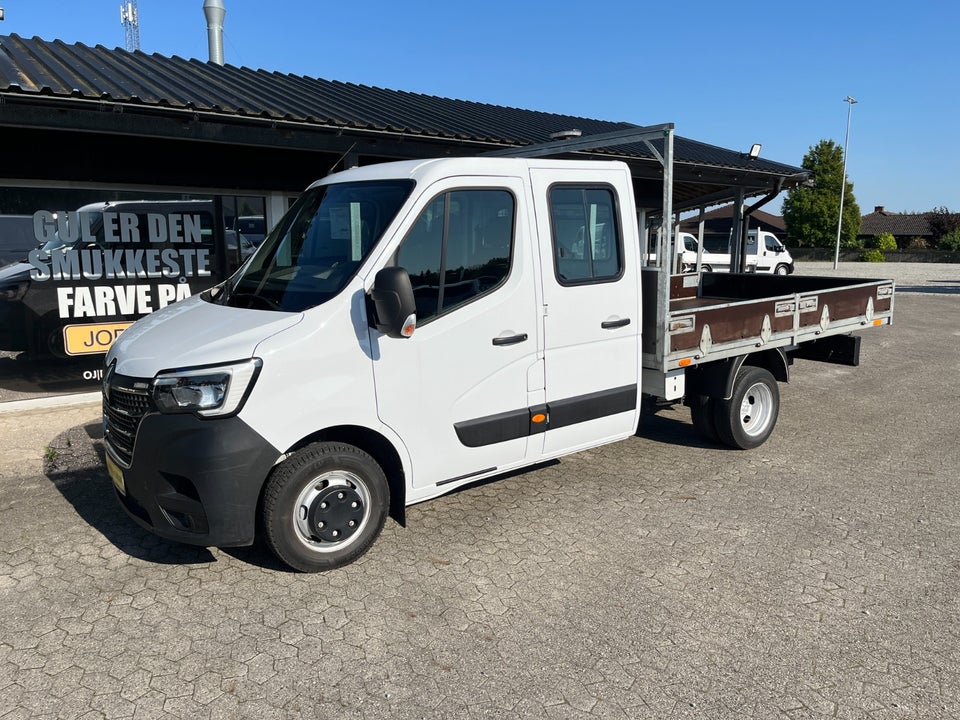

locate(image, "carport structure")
[[0, 33, 807, 223]]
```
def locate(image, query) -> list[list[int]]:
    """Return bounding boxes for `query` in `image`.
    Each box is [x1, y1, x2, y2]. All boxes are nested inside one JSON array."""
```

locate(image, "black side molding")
[[453, 385, 637, 448]]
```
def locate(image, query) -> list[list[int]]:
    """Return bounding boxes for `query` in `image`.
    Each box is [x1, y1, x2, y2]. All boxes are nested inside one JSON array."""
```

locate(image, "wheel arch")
[[279, 425, 407, 526], [686, 348, 789, 401]]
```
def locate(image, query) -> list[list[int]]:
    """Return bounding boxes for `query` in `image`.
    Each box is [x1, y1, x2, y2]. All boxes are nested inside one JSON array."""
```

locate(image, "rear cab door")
[[528, 163, 641, 457]]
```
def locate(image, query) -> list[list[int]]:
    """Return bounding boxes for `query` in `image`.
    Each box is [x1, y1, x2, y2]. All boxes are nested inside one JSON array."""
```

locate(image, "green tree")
[[939, 229, 960, 252], [866, 232, 897, 251], [782, 139, 861, 248], [928, 206, 960, 240]]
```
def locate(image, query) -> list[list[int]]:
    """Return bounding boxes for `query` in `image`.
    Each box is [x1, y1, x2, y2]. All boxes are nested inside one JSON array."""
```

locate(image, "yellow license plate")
[[63, 322, 134, 356], [106, 454, 126, 495]]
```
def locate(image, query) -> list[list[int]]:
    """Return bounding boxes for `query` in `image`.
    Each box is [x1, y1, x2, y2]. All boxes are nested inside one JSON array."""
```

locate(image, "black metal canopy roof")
[[0, 34, 807, 209]]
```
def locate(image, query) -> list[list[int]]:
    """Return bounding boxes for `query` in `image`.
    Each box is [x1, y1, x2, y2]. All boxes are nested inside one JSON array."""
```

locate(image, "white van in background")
[[692, 229, 793, 275]]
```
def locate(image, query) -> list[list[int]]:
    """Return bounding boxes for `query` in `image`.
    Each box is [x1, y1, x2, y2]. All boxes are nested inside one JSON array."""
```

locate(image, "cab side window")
[[394, 189, 514, 324], [550, 186, 622, 284]]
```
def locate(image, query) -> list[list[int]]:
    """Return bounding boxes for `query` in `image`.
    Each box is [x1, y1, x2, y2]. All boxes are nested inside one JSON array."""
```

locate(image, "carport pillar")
[[696, 207, 705, 272], [654, 127, 674, 371], [729, 190, 745, 273]]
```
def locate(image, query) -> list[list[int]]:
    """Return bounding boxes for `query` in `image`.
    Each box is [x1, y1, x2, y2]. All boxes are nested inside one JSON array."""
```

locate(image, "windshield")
[[214, 180, 414, 312]]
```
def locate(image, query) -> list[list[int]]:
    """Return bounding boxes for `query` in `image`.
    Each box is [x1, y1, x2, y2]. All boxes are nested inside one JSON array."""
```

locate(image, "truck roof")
[[311, 157, 633, 188]]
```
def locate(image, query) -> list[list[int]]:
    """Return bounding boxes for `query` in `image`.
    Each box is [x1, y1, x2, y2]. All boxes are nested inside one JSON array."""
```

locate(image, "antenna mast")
[[120, 1, 141, 51]]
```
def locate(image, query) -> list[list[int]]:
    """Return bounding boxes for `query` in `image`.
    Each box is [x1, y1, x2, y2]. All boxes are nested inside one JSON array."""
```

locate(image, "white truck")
[[102, 157, 894, 572], [676, 231, 702, 271], [688, 229, 794, 275]]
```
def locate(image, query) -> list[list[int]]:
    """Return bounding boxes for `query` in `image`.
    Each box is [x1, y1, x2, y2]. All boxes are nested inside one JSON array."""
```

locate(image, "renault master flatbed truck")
[[102, 157, 894, 572]]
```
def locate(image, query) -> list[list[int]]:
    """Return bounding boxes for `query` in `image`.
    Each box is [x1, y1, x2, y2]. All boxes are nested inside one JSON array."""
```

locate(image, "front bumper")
[[108, 412, 281, 547]]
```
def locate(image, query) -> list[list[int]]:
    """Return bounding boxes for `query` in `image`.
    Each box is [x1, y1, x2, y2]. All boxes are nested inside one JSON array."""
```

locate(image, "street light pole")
[[833, 96, 858, 269]]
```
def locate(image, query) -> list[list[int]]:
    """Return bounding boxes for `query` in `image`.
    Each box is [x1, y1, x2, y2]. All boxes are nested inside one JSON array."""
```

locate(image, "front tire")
[[774, 264, 790, 276], [262, 442, 389, 572], [713, 367, 780, 449]]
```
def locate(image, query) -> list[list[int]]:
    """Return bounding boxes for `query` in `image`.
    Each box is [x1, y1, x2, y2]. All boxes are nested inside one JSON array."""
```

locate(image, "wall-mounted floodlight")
[[748, 143, 762, 159]]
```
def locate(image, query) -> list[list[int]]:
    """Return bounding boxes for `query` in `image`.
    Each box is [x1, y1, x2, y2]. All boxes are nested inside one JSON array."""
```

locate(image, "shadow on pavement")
[[897, 280, 960, 294], [638, 405, 730, 451], [43, 420, 226, 567]]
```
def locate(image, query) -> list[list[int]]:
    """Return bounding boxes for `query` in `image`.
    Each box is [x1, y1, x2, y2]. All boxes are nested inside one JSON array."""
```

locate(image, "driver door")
[[371, 176, 543, 489]]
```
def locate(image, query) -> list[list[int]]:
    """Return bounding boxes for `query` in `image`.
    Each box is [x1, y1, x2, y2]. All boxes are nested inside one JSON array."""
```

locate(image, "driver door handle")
[[601, 318, 631, 329], [492, 333, 528, 346]]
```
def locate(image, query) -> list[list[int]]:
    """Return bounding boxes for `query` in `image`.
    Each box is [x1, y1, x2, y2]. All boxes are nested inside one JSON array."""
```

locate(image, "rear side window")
[[549, 186, 623, 284], [394, 189, 514, 324]]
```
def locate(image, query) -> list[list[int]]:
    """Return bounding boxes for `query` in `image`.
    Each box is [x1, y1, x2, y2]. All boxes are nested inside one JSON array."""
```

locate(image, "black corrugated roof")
[[0, 34, 802, 176]]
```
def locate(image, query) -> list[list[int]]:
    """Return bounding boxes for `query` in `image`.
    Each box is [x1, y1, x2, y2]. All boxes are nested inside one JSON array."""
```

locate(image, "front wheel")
[[262, 442, 389, 572], [774, 264, 790, 276], [713, 367, 780, 449]]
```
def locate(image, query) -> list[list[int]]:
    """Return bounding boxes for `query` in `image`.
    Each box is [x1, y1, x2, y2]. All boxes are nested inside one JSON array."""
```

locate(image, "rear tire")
[[262, 442, 389, 572], [713, 366, 780, 449]]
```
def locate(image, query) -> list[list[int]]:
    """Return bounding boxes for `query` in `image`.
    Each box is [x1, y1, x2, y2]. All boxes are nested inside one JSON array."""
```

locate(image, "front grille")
[[103, 377, 153, 468]]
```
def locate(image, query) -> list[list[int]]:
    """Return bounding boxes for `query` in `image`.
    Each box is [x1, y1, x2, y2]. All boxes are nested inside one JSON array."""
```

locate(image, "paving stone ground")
[[1, 263, 958, 719]]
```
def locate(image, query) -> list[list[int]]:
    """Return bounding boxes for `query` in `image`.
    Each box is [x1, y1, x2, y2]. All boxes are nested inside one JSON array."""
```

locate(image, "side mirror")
[[369, 266, 417, 338]]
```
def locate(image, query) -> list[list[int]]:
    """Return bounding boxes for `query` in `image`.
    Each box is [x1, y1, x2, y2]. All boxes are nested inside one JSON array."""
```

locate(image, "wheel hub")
[[739, 382, 773, 437], [306, 485, 365, 542]]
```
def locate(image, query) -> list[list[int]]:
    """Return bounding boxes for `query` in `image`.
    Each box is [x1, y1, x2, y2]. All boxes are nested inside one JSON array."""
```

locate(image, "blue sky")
[[2, 0, 958, 215]]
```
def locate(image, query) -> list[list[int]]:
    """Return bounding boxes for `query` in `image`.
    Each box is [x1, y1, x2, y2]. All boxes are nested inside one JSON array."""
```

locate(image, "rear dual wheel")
[[689, 366, 780, 450]]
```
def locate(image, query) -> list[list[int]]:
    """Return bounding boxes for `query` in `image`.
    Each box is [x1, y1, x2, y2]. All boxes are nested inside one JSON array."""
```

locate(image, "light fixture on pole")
[[833, 96, 858, 269]]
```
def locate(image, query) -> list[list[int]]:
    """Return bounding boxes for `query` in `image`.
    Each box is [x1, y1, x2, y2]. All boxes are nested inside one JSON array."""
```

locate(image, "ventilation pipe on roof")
[[202, 0, 226, 65]]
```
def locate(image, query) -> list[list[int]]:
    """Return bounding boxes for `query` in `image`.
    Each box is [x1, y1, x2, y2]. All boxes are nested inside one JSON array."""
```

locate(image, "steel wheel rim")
[[293, 470, 371, 553], [738, 381, 775, 438]]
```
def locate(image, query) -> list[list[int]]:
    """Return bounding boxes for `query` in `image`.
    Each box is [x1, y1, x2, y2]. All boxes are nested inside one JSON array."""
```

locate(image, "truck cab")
[[751, 230, 794, 275], [103, 158, 644, 571]]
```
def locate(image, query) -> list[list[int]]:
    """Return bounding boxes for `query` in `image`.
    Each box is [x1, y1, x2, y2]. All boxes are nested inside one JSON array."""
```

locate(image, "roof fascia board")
[[483, 123, 674, 158]]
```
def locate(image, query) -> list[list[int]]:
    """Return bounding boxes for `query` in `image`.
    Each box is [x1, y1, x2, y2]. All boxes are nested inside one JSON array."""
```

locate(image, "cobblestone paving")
[[1, 277, 958, 718]]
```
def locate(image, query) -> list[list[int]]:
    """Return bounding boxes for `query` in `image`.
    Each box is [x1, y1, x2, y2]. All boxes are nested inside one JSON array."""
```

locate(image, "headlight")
[[152, 358, 262, 417]]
